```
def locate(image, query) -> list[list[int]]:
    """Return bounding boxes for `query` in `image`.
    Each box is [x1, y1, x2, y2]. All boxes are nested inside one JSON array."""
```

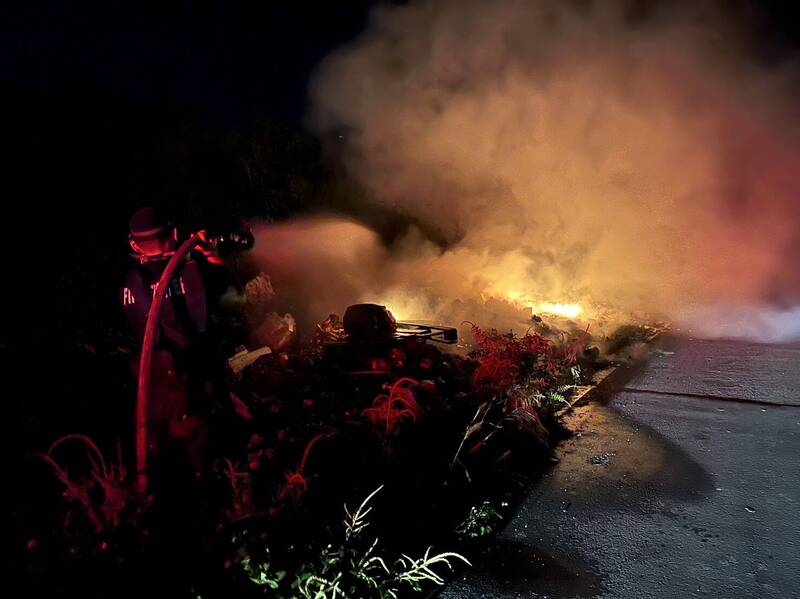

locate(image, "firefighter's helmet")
[[128, 207, 178, 261]]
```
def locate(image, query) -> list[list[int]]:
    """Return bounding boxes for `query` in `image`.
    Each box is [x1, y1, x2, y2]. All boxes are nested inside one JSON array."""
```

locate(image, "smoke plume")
[[276, 1, 800, 340]]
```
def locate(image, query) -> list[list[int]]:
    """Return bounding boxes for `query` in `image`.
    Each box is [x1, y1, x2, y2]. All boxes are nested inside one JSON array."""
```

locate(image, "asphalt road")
[[442, 337, 800, 598]]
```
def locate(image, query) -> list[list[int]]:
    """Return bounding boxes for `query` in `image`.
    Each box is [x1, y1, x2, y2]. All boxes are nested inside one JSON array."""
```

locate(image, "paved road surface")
[[442, 337, 800, 598]]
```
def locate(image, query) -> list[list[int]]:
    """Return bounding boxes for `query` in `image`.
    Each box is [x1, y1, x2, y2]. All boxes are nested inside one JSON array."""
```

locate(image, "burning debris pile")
[[25, 290, 637, 598]]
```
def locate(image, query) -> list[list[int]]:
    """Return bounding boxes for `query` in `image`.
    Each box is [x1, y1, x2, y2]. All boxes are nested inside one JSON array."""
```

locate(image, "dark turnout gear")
[[122, 256, 208, 352]]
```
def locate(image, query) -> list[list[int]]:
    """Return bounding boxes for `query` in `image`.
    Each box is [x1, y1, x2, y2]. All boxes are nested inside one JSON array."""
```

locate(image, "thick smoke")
[[285, 1, 800, 340]]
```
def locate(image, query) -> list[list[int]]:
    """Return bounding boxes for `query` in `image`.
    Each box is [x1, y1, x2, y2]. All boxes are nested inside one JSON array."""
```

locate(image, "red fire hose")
[[136, 232, 203, 496]]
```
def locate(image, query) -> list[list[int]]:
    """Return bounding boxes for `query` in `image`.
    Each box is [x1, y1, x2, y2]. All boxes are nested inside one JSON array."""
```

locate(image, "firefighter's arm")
[[191, 230, 224, 266]]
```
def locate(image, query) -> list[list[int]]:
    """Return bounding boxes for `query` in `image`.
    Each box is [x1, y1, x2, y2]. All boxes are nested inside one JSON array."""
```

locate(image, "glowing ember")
[[534, 303, 583, 319], [498, 290, 583, 319]]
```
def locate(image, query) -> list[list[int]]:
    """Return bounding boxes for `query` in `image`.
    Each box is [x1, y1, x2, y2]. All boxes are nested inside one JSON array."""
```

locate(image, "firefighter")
[[122, 207, 247, 481], [123, 207, 210, 353]]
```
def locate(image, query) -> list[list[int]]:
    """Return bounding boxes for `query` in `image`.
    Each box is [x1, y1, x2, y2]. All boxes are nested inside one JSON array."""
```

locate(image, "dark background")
[[1, 0, 798, 493], [2, 1, 383, 446], [2, 0, 381, 349]]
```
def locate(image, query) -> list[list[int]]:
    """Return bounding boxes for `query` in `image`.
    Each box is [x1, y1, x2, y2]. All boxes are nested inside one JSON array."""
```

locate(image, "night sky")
[[3, 1, 380, 125]]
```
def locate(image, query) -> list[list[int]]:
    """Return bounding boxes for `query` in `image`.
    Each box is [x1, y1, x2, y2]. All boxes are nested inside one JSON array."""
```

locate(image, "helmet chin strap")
[[135, 251, 177, 265], [129, 238, 178, 264]]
